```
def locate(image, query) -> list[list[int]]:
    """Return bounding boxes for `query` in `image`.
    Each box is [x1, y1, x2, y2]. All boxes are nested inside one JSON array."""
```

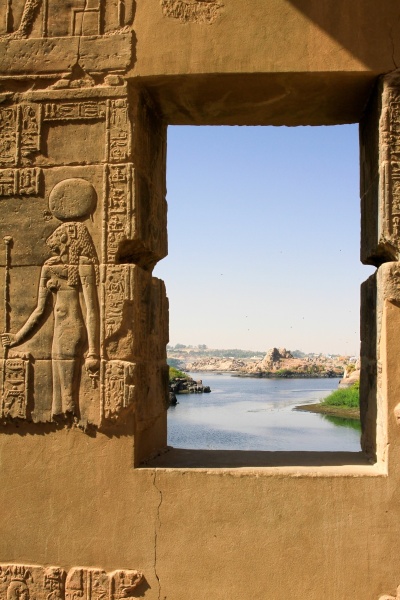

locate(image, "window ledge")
[[140, 448, 385, 476]]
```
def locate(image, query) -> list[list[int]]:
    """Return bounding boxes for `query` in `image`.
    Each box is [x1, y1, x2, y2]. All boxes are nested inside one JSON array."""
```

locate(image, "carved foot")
[[0, 31, 27, 40]]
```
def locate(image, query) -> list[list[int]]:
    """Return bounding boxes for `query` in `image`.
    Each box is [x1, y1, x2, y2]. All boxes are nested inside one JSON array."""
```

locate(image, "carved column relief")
[[0, 107, 17, 166], [0, 84, 168, 436], [106, 99, 131, 163], [0, 565, 143, 600], [360, 73, 400, 459], [104, 164, 132, 263], [361, 73, 400, 263]]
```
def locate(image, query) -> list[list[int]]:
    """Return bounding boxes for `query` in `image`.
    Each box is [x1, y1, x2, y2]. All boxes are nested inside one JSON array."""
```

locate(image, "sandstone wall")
[[0, 2, 400, 599]]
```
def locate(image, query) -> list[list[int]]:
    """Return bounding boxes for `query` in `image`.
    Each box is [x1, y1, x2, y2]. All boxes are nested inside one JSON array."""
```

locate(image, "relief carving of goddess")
[[1, 179, 100, 418]]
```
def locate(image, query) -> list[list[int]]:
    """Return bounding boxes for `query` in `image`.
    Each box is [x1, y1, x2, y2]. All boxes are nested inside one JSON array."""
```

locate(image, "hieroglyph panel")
[[0, 87, 167, 431], [380, 82, 400, 251], [0, 565, 143, 600]]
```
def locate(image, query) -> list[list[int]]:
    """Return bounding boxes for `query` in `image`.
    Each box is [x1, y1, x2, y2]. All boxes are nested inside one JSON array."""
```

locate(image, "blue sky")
[[154, 125, 374, 355]]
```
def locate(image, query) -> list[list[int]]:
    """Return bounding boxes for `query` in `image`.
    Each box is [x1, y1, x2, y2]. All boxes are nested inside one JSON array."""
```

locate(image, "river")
[[168, 373, 361, 452]]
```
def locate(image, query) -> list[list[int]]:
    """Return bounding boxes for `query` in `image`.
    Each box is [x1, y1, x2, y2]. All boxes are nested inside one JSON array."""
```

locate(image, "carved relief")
[[0, 179, 100, 419], [0, 89, 166, 432], [1, 353, 30, 419], [0, 168, 41, 197], [0, 170, 16, 196], [43, 103, 106, 122], [66, 569, 108, 600], [106, 100, 130, 163], [0, 0, 133, 39], [161, 0, 223, 23], [380, 86, 400, 252], [103, 265, 134, 338], [102, 360, 135, 421], [109, 571, 143, 600], [0, 107, 17, 166], [1, 0, 42, 39], [19, 104, 41, 161], [104, 164, 132, 263], [0, 567, 142, 600]]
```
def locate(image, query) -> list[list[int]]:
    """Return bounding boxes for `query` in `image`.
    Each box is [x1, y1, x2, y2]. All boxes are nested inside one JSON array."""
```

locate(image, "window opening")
[[154, 125, 374, 453]]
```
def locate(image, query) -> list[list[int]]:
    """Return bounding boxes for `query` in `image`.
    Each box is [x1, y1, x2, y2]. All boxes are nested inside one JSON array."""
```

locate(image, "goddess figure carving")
[[1, 179, 100, 418]]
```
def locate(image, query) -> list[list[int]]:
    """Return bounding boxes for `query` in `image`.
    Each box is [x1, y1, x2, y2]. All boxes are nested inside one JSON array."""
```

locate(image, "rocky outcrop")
[[259, 347, 293, 371], [168, 376, 211, 406], [181, 348, 345, 378], [339, 359, 360, 388]]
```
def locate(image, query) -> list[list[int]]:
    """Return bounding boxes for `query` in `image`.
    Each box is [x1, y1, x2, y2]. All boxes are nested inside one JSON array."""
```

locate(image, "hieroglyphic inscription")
[[382, 87, 400, 249], [110, 571, 143, 600], [0, 104, 40, 167], [0, 566, 143, 600], [102, 360, 135, 421], [106, 99, 130, 162], [104, 164, 132, 262], [104, 265, 134, 338], [0, 168, 41, 196], [1, 354, 30, 419], [43, 567, 65, 600], [0, 170, 16, 195], [19, 104, 41, 160], [66, 569, 108, 600], [43, 102, 107, 121], [0, 107, 17, 166]]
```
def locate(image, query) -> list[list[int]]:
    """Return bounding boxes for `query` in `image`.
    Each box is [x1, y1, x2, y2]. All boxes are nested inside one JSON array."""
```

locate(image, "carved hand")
[[85, 355, 100, 374], [0, 332, 17, 347]]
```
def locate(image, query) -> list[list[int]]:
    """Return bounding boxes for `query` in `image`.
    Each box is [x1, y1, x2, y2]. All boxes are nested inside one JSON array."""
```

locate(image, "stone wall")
[[1, 2, 400, 599]]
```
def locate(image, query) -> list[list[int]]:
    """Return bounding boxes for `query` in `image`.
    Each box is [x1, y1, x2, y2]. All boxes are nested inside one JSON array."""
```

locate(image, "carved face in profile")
[[46, 224, 70, 257]]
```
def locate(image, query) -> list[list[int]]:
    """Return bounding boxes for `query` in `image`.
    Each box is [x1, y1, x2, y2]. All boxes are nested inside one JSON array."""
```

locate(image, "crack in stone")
[[153, 471, 163, 600]]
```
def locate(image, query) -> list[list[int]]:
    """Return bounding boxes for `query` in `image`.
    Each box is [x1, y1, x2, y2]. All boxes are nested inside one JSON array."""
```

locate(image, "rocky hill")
[[177, 347, 348, 378]]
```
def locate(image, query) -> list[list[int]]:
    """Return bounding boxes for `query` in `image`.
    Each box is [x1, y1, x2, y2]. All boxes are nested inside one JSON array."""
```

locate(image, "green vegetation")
[[169, 366, 189, 381], [321, 381, 359, 409]]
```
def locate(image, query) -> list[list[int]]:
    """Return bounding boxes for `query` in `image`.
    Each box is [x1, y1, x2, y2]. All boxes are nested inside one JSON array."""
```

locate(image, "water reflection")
[[322, 414, 361, 431]]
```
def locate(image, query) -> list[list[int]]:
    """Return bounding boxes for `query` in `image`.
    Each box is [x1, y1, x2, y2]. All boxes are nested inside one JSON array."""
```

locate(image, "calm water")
[[168, 373, 361, 452]]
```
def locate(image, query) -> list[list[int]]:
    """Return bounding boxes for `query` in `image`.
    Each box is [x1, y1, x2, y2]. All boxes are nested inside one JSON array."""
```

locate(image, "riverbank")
[[294, 403, 360, 420], [294, 382, 360, 420]]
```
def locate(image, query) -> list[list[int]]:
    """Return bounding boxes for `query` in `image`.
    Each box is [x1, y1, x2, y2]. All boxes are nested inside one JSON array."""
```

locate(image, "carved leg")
[[57, 359, 78, 415], [51, 359, 63, 417], [2, 0, 42, 39]]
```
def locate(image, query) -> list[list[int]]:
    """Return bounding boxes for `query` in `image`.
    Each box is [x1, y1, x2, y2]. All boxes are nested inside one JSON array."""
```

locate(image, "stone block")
[[361, 72, 400, 265]]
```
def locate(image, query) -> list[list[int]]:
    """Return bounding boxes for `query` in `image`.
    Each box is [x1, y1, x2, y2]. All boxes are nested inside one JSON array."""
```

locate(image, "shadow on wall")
[[287, 0, 400, 70]]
